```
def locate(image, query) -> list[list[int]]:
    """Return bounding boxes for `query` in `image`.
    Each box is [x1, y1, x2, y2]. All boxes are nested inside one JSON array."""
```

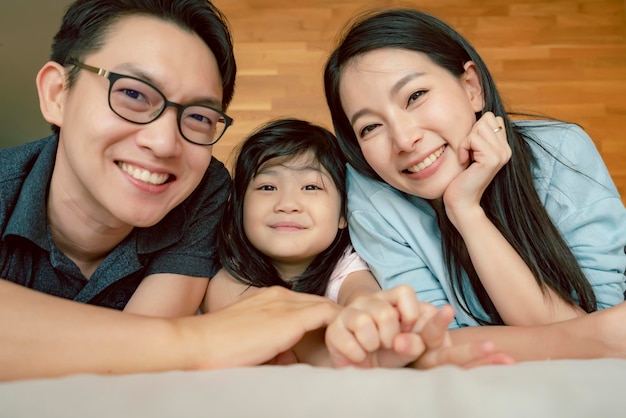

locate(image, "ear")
[[461, 61, 484, 113], [338, 215, 348, 230], [36, 61, 67, 127]]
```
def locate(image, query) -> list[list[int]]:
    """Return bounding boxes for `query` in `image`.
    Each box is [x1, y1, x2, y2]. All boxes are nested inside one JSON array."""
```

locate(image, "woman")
[[323, 8, 626, 359]]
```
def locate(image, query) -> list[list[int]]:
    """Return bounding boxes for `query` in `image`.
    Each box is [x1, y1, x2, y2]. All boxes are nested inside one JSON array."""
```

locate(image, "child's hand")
[[325, 285, 428, 368]]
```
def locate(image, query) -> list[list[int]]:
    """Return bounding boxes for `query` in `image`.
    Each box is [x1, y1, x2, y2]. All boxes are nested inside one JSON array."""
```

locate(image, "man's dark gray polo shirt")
[[0, 135, 230, 309]]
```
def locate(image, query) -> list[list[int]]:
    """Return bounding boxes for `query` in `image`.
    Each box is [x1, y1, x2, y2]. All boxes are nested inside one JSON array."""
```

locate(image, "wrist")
[[446, 204, 487, 233]]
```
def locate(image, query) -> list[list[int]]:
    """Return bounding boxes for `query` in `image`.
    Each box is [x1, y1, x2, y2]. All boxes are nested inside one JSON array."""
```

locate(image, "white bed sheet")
[[2, 359, 623, 418]]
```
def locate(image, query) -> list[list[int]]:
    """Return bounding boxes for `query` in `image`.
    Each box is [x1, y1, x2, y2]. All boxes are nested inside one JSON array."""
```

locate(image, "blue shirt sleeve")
[[347, 167, 478, 328], [527, 122, 626, 308]]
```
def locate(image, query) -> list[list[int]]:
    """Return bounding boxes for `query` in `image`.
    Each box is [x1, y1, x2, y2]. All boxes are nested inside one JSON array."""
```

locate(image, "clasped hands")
[[325, 285, 514, 369]]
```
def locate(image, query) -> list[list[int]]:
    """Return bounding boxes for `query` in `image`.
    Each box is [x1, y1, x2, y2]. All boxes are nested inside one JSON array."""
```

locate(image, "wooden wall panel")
[[212, 0, 626, 204]]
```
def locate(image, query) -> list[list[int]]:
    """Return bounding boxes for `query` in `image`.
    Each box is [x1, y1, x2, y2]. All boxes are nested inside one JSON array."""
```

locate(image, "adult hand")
[[444, 111, 511, 227], [411, 305, 516, 369], [191, 286, 340, 369]]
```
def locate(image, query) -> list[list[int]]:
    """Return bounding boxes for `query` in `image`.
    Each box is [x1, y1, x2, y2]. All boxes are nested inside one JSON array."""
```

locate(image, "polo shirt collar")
[[5, 135, 186, 254], [4, 135, 56, 250]]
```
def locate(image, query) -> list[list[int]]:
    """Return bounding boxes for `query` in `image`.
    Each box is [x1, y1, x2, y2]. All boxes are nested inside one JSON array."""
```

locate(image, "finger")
[[351, 314, 383, 353], [474, 111, 501, 138], [460, 351, 516, 369], [259, 287, 341, 331], [393, 333, 426, 359], [460, 132, 474, 164], [372, 305, 401, 349], [387, 285, 421, 333], [336, 308, 382, 353], [419, 305, 455, 350], [351, 293, 401, 348], [434, 339, 516, 369], [326, 319, 369, 366], [223, 288, 342, 362], [411, 302, 438, 333], [366, 334, 427, 368]]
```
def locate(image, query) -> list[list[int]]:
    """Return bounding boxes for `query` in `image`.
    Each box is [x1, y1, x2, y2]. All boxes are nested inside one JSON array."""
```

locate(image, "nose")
[[274, 189, 302, 213], [389, 112, 422, 153], [135, 106, 181, 157]]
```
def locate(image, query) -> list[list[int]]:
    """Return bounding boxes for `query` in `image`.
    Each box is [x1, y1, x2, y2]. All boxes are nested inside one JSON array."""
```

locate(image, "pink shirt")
[[324, 245, 370, 302]]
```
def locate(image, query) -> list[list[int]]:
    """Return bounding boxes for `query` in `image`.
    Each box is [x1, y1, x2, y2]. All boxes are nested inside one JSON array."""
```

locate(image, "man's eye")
[[123, 89, 142, 100], [189, 114, 211, 124]]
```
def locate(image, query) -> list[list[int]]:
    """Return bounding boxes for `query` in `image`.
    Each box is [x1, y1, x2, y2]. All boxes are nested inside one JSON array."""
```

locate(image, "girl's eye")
[[258, 185, 276, 191], [359, 123, 380, 138], [407, 90, 427, 106], [303, 184, 321, 191]]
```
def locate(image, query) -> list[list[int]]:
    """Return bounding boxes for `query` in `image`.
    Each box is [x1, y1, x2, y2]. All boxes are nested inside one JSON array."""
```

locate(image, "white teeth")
[[406, 146, 445, 173], [118, 162, 170, 185]]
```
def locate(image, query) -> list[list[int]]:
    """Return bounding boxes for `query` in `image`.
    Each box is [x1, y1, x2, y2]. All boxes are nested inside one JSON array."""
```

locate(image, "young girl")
[[323, 9, 626, 357], [204, 118, 511, 368]]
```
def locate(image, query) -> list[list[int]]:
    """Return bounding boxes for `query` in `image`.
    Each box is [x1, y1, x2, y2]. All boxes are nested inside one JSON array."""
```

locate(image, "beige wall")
[[0, 1, 72, 149]]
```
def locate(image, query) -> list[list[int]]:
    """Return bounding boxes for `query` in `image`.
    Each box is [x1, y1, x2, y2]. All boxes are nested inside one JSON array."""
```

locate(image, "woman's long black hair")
[[217, 118, 350, 296], [324, 8, 596, 324]]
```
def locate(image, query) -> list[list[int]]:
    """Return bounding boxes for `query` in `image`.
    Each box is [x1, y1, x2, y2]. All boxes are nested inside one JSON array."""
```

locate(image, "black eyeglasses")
[[68, 60, 233, 146]]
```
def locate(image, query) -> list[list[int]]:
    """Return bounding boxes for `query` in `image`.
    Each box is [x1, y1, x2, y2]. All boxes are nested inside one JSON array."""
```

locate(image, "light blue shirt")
[[347, 121, 626, 328]]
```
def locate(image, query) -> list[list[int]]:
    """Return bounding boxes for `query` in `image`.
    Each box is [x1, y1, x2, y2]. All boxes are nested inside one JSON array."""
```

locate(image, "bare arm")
[[202, 268, 261, 313], [336, 269, 382, 306], [0, 280, 339, 381], [448, 302, 626, 362], [444, 113, 583, 325], [451, 208, 585, 324], [124, 273, 209, 317]]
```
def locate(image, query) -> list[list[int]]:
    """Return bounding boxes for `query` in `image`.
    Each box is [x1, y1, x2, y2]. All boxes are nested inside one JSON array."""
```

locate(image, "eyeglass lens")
[[110, 76, 227, 145]]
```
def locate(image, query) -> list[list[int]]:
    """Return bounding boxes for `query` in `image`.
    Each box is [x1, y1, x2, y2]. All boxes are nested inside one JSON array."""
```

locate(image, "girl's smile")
[[243, 151, 346, 273]]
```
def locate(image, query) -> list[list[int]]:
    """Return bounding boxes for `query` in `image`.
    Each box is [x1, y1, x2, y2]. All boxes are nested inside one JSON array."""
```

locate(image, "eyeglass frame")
[[66, 59, 234, 146]]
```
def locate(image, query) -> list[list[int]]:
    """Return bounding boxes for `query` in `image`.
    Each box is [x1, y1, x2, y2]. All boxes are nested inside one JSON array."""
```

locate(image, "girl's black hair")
[[218, 118, 350, 296], [324, 8, 596, 324]]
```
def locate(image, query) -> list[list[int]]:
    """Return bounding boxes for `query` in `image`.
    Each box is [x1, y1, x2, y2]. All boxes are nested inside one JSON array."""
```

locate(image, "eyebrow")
[[116, 63, 224, 109], [348, 71, 425, 125], [257, 164, 324, 176], [255, 162, 334, 185]]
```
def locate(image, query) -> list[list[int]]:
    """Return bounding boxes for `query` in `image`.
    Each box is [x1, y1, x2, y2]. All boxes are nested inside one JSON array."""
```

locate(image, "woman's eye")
[[407, 90, 427, 106], [359, 123, 380, 138]]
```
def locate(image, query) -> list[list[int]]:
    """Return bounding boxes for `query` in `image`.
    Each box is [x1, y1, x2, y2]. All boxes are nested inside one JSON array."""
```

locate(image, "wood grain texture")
[[211, 0, 626, 204]]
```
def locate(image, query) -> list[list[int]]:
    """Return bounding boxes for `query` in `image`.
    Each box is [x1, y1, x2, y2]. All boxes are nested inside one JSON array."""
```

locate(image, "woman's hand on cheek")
[[443, 112, 511, 228]]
